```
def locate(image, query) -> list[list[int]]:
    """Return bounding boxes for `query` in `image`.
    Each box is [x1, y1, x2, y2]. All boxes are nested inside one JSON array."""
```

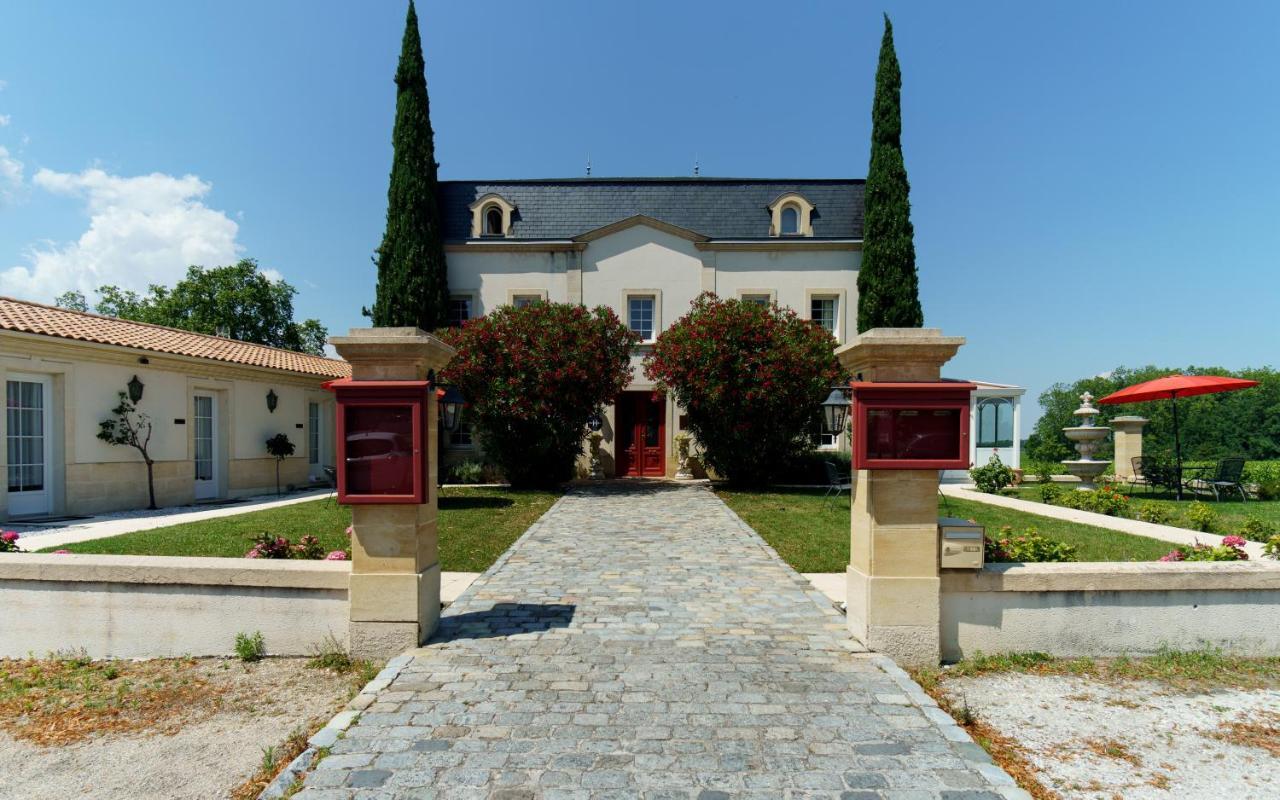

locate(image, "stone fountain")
[[1062, 391, 1112, 490]]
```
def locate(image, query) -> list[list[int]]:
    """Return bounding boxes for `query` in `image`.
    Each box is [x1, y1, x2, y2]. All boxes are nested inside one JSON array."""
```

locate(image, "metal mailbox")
[[328, 378, 431, 505], [850, 381, 975, 470], [939, 517, 984, 569]]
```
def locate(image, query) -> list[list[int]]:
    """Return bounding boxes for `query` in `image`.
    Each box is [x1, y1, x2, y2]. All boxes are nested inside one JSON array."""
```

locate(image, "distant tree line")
[[55, 259, 328, 356], [1025, 365, 1280, 464]]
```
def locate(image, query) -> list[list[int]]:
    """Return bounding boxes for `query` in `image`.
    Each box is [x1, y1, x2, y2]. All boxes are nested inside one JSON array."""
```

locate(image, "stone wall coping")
[[942, 560, 1280, 594], [0, 553, 351, 590]]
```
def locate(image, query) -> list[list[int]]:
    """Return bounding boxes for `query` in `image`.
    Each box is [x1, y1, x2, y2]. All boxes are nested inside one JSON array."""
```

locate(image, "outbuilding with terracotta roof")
[[1, 296, 349, 520]]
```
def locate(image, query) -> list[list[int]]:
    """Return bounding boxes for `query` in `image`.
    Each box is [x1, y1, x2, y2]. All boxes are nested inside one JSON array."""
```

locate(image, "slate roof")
[[439, 178, 864, 241], [0, 296, 351, 379]]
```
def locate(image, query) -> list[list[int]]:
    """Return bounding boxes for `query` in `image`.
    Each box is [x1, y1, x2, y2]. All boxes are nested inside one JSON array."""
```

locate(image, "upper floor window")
[[628, 295, 655, 342], [780, 206, 800, 236], [512, 294, 541, 309], [976, 397, 1014, 448], [810, 295, 837, 334], [742, 294, 771, 307], [484, 207, 504, 236], [768, 192, 816, 237], [468, 193, 516, 238], [448, 295, 473, 327]]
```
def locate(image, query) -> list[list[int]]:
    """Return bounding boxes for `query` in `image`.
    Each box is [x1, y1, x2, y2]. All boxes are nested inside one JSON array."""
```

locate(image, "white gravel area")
[[943, 672, 1280, 799], [0, 657, 353, 800]]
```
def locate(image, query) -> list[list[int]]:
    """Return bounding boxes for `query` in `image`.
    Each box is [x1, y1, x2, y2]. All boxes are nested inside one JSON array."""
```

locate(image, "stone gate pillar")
[[330, 328, 456, 659], [1111, 416, 1148, 480], [836, 328, 965, 666]]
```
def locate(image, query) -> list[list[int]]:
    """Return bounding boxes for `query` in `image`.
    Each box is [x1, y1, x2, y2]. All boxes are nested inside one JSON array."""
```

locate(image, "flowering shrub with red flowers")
[[1, 530, 21, 553], [439, 302, 638, 488], [1159, 535, 1250, 562], [244, 531, 350, 560], [643, 293, 842, 486]]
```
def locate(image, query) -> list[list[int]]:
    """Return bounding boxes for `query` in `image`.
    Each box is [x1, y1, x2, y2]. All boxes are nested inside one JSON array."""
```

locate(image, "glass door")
[[308, 401, 323, 480], [193, 394, 218, 499], [6, 376, 52, 517]]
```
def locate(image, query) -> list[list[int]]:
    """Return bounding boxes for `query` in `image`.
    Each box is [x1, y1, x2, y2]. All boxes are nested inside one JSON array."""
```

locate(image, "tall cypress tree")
[[856, 14, 924, 333], [371, 0, 449, 330]]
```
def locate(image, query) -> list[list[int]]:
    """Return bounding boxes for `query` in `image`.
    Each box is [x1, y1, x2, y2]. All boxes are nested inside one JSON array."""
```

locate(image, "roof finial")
[[586, 153, 591, 177], [693, 155, 699, 177]]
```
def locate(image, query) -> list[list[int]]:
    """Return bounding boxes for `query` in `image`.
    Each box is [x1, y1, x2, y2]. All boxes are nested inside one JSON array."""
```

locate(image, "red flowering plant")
[[643, 293, 842, 486], [439, 302, 638, 488]]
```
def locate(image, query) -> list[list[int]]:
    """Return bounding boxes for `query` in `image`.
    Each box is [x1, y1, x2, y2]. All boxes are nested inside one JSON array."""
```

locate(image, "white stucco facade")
[[442, 214, 862, 478], [1, 316, 344, 521]]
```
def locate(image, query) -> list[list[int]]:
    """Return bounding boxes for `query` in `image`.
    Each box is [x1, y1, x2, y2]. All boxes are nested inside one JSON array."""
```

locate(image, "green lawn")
[[41, 488, 560, 572], [1010, 485, 1280, 538], [717, 487, 1172, 572]]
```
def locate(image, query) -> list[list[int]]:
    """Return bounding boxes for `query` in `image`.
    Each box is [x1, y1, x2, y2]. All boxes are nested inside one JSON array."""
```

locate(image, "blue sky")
[[1, 1, 1277, 430]]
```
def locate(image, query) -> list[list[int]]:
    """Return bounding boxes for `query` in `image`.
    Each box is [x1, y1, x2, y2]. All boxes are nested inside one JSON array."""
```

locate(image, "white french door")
[[193, 394, 218, 500], [6, 375, 53, 517], [307, 401, 323, 480]]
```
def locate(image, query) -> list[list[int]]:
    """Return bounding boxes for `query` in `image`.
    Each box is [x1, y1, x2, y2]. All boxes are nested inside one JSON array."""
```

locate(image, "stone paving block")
[[296, 484, 1017, 798]]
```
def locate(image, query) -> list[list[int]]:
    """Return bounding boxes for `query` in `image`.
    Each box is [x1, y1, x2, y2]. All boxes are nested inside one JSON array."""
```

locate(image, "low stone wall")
[[0, 554, 349, 659], [940, 561, 1280, 661]]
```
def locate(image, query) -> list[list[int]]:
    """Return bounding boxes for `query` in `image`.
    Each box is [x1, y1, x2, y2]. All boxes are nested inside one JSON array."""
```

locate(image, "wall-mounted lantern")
[[821, 386, 851, 435], [266, 389, 278, 413], [127, 375, 145, 404], [436, 385, 465, 433], [586, 412, 603, 433], [850, 382, 975, 470]]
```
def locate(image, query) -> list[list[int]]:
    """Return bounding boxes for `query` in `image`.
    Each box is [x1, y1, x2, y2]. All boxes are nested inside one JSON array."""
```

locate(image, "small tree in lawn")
[[439, 303, 637, 488], [98, 392, 158, 510], [265, 434, 295, 495], [644, 293, 842, 486]]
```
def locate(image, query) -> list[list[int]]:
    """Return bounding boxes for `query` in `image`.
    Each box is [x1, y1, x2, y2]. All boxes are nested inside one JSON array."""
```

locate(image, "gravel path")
[[0, 657, 353, 800], [942, 673, 1280, 799]]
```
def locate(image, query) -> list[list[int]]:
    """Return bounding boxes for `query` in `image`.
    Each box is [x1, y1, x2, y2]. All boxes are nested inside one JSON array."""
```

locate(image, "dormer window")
[[780, 205, 800, 236], [767, 192, 816, 237], [484, 206, 503, 236], [468, 193, 516, 238]]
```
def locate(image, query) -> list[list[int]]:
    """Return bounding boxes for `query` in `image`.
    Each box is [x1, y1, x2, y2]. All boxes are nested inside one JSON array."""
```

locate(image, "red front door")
[[615, 392, 665, 477]]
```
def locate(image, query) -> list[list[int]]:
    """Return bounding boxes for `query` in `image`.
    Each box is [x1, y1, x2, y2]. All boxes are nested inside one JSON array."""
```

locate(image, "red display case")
[[851, 382, 975, 470], [328, 379, 431, 504]]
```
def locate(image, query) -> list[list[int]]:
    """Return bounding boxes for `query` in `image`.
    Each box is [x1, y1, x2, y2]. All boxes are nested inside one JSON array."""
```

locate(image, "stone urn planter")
[[674, 432, 695, 480]]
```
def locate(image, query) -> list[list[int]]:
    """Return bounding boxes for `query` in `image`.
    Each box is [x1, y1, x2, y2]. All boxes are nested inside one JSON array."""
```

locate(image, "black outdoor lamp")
[[266, 389, 278, 413], [821, 386, 851, 435], [438, 385, 465, 433], [127, 375, 145, 404]]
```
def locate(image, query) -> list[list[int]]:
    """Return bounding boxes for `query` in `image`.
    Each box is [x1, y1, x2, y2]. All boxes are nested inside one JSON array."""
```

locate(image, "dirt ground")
[[939, 673, 1280, 800], [0, 657, 352, 800]]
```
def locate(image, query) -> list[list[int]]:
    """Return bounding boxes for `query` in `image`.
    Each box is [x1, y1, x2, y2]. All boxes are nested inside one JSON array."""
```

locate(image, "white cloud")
[[1, 167, 241, 302], [0, 146, 22, 203], [0, 115, 10, 127]]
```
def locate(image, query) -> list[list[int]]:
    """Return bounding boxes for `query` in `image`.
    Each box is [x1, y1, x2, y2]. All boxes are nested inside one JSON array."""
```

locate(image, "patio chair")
[[1184, 457, 1248, 502], [1136, 457, 1179, 497], [322, 465, 338, 507], [822, 461, 852, 509]]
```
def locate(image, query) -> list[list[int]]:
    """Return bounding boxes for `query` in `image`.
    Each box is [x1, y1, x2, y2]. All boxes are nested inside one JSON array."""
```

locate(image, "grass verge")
[[40, 488, 560, 572], [1010, 486, 1280, 537], [716, 487, 1173, 572]]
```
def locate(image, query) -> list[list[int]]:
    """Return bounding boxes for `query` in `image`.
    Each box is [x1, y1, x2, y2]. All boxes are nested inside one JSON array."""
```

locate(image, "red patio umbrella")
[[1097, 374, 1259, 499]]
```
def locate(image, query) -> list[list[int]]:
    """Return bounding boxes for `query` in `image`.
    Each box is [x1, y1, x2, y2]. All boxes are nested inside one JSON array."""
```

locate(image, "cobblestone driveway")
[[296, 483, 1022, 799]]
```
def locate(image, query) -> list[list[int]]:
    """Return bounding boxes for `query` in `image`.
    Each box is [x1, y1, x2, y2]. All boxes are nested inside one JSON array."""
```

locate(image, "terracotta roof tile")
[[0, 296, 350, 379]]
